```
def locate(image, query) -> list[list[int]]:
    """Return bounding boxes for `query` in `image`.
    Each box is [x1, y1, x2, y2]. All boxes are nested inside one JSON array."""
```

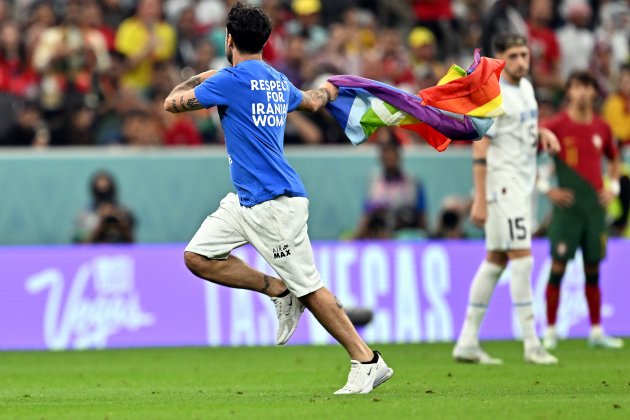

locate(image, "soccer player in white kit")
[[452, 34, 560, 364]]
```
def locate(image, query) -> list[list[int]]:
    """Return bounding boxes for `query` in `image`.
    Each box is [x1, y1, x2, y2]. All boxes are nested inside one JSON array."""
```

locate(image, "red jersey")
[[543, 111, 618, 191], [412, 0, 453, 21], [527, 23, 559, 75]]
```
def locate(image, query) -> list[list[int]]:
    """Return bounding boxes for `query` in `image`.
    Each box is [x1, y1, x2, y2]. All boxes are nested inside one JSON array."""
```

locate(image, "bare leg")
[[184, 251, 287, 297], [300, 287, 373, 362]]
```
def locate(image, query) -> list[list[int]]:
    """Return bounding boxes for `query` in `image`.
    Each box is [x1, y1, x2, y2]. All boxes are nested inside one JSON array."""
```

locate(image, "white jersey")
[[483, 77, 538, 251], [485, 77, 538, 198]]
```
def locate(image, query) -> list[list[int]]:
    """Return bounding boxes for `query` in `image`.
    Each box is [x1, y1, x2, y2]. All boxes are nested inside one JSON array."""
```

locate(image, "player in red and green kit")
[[540, 72, 623, 350]]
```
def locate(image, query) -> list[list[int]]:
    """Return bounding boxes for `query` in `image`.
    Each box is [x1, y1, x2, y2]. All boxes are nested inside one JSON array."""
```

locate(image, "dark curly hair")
[[492, 33, 528, 54], [226, 1, 272, 54]]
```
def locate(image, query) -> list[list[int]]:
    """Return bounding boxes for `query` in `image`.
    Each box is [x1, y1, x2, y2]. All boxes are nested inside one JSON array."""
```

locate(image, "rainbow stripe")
[[325, 49, 504, 151]]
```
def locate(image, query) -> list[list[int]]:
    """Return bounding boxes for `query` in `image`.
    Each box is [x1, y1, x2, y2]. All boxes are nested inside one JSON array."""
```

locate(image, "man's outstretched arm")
[[297, 81, 338, 112], [164, 70, 217, 113]]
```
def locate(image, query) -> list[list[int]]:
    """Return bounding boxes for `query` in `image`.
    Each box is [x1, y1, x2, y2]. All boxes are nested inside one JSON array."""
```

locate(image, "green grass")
[[1, 340, 628, 419]]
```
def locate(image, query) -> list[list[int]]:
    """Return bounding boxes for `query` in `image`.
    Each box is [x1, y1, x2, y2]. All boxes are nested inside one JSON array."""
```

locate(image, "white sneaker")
[[525, 345, 558, 364], [334, 351, 394, 395], [452, 345, 503, 365], [543, 328, 558, 351], [271, 292, 305, 345], [589, 332, 624, 349]]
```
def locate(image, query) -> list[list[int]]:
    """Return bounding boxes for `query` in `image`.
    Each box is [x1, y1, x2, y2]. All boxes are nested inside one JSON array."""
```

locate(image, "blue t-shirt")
[[194, 60, 306, 207]]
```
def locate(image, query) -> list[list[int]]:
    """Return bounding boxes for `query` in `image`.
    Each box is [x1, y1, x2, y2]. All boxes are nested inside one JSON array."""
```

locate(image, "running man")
[[541, 71, 624, 350], [163, 1, 393, 394], [453, 34, 560, 365]]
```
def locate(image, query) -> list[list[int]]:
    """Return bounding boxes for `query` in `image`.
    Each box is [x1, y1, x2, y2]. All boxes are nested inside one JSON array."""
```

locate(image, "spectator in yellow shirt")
[[603, 64, 630, 148], [115, 0, 176, 92]]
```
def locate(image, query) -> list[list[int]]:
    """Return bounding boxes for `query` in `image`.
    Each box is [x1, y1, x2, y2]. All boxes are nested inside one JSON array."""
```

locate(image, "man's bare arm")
[[164, 70, 217, 113], [297, 82, 338, 112]]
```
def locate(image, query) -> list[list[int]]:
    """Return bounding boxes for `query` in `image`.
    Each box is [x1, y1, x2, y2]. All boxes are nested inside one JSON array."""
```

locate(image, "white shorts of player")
[[185, 192, 324, 297], [485, 183, 533, 252]]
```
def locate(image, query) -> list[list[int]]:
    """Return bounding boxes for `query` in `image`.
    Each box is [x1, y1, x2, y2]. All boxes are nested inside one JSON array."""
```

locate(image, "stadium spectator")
[[408, 26, 445, 91], [603, 64, 630, 148], [261, 0, 289, 66], [0, 100, 48, 147], [556, 1, 595, 82], [276, 35, 308, 89], [590, 39, 616, 98], [596, 0, 630, 72], [541, 71, 624, 350], [115, 0, 176, 92], [527, 0, 562, 92], [173, 7, 200, 69], [354, 139, 428, 239], [50, 102, 97, 146], [0, 20, 38, 98], [286, 0, 328, 56], [376, 27, 414, 89], [101, 0, 132, 29], [85, 0, 117, 52], [32, 0, 110, 144], [119, 109, 163, 146], [0, 0, 626, 148], [74, 170, 135, 244], [432, 196, 469, 239], [22, 1, 57, 59]]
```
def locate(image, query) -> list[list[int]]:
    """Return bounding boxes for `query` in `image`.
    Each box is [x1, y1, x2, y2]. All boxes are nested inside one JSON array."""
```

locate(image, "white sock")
[[509, 256, 540, 351], [590, 324, 603, 337], [457, 260, 504, 348]]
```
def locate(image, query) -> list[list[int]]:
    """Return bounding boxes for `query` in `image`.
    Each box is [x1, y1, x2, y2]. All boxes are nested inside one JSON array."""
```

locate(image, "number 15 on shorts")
[[508, 217, 527, 241]]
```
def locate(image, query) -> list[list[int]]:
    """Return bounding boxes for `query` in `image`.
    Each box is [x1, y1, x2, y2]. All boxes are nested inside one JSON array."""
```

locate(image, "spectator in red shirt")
[[527, 0, 561, 91], [0, 20, 38, 98]]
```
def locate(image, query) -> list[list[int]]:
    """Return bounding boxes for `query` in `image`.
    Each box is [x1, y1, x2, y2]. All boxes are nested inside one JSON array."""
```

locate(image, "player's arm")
[[538, 127, 560, 154], [164, 70, 217, 113], [600, 155, 622, 206], [296, 81, 338, 112], [470, 136, 489, 227]]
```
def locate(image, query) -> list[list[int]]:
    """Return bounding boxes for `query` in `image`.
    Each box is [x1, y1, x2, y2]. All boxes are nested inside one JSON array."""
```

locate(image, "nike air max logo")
[[272, 244, 291, 259]]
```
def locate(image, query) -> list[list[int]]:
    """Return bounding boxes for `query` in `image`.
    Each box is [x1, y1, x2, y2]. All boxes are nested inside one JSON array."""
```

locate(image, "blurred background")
[[0, 0, 629, 244]]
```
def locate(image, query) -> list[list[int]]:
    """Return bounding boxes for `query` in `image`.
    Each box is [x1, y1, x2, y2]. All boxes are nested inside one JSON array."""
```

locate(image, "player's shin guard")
[[585, 272, 601, 326], [509, 256, 540, 351], [545, 272, 563, 327], [457, 260, 503, 348]]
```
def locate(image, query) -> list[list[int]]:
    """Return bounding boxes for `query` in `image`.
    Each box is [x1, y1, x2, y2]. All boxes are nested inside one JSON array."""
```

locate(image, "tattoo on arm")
[[165, 75, 205, 112], [298, 87, 330, 112], [186, 97, 200, 109], [260, 275, 271, 294]]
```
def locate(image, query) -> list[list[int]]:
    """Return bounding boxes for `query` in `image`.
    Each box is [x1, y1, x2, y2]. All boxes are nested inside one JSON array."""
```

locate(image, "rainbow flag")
[[325, 49, 505, 151]]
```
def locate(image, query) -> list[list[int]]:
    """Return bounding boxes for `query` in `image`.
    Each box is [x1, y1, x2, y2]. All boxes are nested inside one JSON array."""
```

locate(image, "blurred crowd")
[[0, 0, 628, 148]]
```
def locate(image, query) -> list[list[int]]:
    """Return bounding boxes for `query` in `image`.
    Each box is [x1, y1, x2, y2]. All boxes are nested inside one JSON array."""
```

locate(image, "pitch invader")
[[453, 34, 560, 365], [541, 72, 624, 350]]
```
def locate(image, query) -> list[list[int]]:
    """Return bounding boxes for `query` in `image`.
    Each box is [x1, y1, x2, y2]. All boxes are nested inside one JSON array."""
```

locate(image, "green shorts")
[[548, 206, 607, 263]]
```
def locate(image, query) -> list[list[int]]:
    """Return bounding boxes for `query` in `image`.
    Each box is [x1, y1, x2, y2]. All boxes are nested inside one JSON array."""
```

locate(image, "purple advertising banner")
[[0, 240, 628, 350]]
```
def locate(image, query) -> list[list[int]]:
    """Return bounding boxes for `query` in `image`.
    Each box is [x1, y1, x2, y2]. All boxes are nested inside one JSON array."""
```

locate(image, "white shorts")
[[485, 185, 533, 252], [185, 193, 324, 297]]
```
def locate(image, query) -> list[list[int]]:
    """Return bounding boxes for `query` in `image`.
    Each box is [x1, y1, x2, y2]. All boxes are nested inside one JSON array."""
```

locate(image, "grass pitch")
[[1, 340, 628, 419]]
